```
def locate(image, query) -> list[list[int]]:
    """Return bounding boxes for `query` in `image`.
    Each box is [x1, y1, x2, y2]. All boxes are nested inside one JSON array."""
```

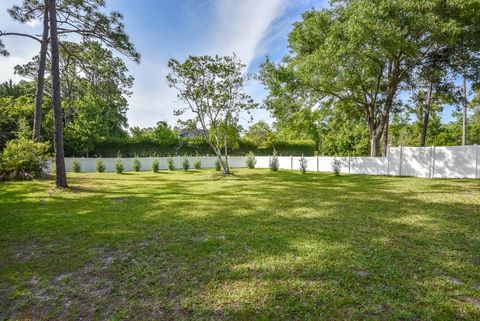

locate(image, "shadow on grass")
[[1, 170, 479, 320]]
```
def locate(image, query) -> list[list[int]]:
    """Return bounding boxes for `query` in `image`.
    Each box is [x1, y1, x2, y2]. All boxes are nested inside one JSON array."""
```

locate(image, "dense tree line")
[[2, 0, 480, 182], [260, 0, 480, 156]]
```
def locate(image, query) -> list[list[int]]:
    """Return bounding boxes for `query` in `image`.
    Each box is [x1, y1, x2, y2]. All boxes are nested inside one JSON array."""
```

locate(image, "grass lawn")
[[1, 169, 480, 320]]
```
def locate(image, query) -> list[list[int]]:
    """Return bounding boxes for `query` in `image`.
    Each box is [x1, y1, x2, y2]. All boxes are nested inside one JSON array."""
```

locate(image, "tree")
[[1, 0, 140, 140], [259, 58, 323, 152], [167, 55, 256, 174], [264, 0, 479, 156], [48, 0, 67, 187], [244, 121, 275, 149]]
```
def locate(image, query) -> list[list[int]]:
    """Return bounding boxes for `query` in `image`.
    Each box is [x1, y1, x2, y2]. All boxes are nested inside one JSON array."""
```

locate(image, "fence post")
[[475, 144, 478, 179], [432, 146, 436, 179], [399, 145, 403, 176], [290, 155, 293, 170], [429, 146, 433, 179], [348, 156, 351, 174], [386, 147, 390, 176], [317, 156, 319, 171]]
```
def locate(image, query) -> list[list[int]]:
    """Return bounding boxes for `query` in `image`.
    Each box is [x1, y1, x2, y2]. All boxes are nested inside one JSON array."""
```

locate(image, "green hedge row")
[[71, 138, 317, 157]]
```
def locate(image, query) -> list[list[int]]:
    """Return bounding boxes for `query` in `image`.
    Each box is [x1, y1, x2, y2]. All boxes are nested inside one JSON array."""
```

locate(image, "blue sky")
[[1, 0, 460, 129], [0, 0, 322, 129]]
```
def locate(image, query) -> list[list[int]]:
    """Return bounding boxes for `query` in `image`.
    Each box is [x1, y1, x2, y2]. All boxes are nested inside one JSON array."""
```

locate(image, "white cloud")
[[126, 0, 291, 128], [207, 0, 287, 68]]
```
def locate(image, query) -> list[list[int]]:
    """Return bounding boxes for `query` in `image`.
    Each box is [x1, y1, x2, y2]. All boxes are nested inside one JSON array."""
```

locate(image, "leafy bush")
[[245, 151, 256, 169], [215, 159, 221, 171], [152, 160, 159, 172], [0, 137, 50, 180], [96, 159, 106, 172], [167, 158, 175, 171], [115, 159, 124, 174], [132, 159, 142, 172], [194, 159, 201, 170], [299, 156, 308, 174], [72, 160, 81, 173], [269, 151, 279, 171], [332, 158, 341, 176], [183, 158, 190, 171]]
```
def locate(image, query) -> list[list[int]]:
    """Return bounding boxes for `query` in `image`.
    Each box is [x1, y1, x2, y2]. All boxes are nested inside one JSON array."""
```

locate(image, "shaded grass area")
[[1, 169, 480, 320]]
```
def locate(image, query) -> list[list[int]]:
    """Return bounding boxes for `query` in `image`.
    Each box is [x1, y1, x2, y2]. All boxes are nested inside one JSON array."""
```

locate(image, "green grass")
[[1, 169, 480, 320]]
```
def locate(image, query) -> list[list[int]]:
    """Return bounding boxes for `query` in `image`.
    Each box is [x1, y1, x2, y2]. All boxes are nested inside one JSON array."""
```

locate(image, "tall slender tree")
[[1, 0, 140, 140], [48, 0, 67, 188], [33, 1, 49, 141]]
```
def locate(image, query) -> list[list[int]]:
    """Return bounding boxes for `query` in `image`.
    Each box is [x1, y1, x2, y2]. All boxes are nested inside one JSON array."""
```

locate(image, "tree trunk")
[[462, 74, 468, 146], [49, 0, 68, 188], [420, 82, 433, 147], [223, 136, 230, 174], [370, 132, 380, 157], [32, 1, 49, 141], [382, 114, 389, 157]]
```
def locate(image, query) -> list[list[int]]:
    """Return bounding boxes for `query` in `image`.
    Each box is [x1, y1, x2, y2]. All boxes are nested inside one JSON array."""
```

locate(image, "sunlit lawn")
[[1, 169, 480, 320]]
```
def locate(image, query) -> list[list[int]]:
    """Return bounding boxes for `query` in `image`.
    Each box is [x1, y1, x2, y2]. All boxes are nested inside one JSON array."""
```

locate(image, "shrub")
[[215, 159, 221, 171], [0, 137, 50, 180], [332, 158, 341, 176], [299, 156, 308, 174], [72, 160, 81, 173], [167, 158, 175, 171], [269, 151, 279, 171], [194, 159, 201, 170], [115, 159, 124, 174], [96, 159, 106, 172], [152, 160, 159, 172], [183, 158, 190, 171], [132, 159, 142, 172], [245, 151, 256, 169]]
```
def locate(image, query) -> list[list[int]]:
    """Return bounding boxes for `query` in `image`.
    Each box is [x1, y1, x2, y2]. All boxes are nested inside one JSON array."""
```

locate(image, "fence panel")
[[433, 146, 477, 178], [50, 145, 479, 179]]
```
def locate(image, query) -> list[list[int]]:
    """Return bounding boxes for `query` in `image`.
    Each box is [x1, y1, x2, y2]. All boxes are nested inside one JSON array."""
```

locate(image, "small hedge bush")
[[96, 159, 106, 172], [167, 158, 174, 171], [215, 159, 221, 171], [269, 152, 279, 171], [0, 137, 50, 180], [246, 152, 256, 169], [332, 158, 341, 176], [72, 160, 81, 173], [115, 159, 124, 174], [182, 158, 190, 171], [193, 159, 201, 170], [299, 156, 308, 174], [152, 160, 159, 172], [132, 159, 142, 172]]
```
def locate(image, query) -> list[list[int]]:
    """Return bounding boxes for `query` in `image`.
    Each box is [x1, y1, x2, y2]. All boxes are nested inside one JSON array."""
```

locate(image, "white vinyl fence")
[[53, 145, 480, 179]]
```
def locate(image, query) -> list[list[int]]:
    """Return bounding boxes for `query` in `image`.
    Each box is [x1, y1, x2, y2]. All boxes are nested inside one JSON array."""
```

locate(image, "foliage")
[[132, 159, 141, 172], [96, 159, 106, 173], [167, 158, 174, 171], [182, 158, 190, 171], [299, 156, 308, 174], [269, 151, 279, 172], [0, 137, 50, 180], [72, 160, 81, 173], [115, 159, 124, 174], [244, 121, 275, 149], [167, 54, 256, 174], [193, 159, 201, 170], [245, 151, 256, 169], [261, 0, 480, 156], [215, 159, 221, 171], [332, 159, 341, 176], [152, 160, 159, 173]]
